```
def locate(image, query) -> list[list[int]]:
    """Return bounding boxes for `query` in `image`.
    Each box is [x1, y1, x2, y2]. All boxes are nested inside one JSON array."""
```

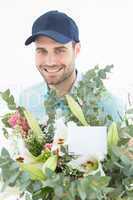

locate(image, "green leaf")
[[0, 89, 16, 110], [126, 108, 133, 114], [1, 170, 20, 192], [66, 94, 88, 126], [25, 192, 33, 200], [0, 157, 11, 167], [25, 133, 44, 157], [2, 128, 9, 138], [1, 147, 11, 158], [104, 65, 114, 72], [42, 155, 57, 175], [32, 186, 54, 200], [77, 181, 87, 200], [107, 122, 119, 147], [23, 109, 44, 143], [1, 113, 11, 127], [17, 171, 31, 193], [7, 170, 20, 184], [96, 176, 110, 188], [98, 69, 106, 79], [19, 163, 45, 181], [32, 150, 51, 163], [54, 186, 64, 197]]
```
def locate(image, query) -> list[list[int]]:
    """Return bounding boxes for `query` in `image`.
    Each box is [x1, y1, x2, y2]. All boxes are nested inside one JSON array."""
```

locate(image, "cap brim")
[[25, 30, 71, 45]]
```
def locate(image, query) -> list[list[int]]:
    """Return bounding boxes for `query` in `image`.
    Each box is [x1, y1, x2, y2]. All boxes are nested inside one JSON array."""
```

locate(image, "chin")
[[45, 79, 58, 85], [47, 79, 64, 86], [44, 77, 62, 85]]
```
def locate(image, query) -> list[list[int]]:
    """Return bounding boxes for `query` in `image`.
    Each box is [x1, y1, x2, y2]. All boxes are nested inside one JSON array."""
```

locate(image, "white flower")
[[52, 118, 68, 152], [68, 155, 105, 176], [67, 121, 78, 128], [0, 185, 21, 200], [0, 184, 30, 200], [9, 133, 35, 163]]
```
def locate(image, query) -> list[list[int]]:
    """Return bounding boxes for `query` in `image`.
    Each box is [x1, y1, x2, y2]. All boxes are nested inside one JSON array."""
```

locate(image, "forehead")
[[35, 36, 72, 48]]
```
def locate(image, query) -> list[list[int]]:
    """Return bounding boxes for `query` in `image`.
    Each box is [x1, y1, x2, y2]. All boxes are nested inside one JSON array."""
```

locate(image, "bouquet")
[[0, 65, 133, 200]]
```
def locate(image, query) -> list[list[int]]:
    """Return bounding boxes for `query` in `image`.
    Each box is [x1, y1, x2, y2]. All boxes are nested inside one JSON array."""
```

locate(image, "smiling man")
[[20, 10, 82, 120], [20, 10, 124, 122], [35, 36, 80, 97], [26, 10, 80, 99]]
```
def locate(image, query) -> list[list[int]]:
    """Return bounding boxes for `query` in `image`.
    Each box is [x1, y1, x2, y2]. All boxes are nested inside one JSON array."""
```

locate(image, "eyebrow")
[[36, 46, 68, 51], [55, 46, 68, 49], [36, 47, 46, 51]]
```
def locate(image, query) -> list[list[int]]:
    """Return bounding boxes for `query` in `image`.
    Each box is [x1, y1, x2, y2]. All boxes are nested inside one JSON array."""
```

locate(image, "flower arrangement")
[[0, 65, 133, 200]]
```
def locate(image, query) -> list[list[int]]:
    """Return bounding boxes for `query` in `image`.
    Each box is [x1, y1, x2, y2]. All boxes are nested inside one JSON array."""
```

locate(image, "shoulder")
[[19, 82, 47, 107], [19, 82, 48, 121], [99, 91, 126, 121], [22, 82, 46, 94]]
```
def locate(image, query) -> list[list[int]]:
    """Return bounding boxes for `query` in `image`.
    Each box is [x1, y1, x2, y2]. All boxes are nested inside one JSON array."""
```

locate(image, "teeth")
[[44, 68, 62, 73], [47, 69, 59, 72]]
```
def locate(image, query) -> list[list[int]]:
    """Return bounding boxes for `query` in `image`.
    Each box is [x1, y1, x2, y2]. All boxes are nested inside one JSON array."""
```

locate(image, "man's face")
[[35, 36, 80, 85]]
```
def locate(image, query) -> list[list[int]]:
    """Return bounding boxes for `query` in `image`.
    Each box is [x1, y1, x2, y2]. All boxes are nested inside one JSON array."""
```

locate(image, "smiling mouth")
[[43, 67, 63, 73]]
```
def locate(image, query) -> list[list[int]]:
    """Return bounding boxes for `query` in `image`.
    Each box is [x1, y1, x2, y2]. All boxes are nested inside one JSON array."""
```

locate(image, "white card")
[[67, 126, 107, 160]]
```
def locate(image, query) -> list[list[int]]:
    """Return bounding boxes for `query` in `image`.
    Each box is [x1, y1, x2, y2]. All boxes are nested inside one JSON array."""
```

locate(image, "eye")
[[36, 48, 47, 55], [55, 48, 66, 54]]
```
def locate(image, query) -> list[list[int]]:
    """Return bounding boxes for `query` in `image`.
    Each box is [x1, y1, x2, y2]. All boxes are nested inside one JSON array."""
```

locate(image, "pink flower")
[[44, 143, 53, 150], [8, 111, 20, 128], [8, 111, 29, 134], [18, 117, 29, 132]]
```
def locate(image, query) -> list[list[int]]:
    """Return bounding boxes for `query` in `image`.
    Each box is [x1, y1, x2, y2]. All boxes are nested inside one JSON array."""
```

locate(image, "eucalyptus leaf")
[[0, 89, 16, 110], [1, 147, 11, 158], [25, 192, 33, 200], [2, 128, 9, 138]]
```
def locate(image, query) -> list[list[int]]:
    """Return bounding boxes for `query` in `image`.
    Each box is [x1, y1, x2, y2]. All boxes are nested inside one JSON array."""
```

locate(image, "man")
[[20, 10, 124, 122]]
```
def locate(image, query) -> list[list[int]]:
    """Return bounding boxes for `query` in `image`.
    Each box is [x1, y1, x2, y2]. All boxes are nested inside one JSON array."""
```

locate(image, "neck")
[[49, 70, 77, 97]]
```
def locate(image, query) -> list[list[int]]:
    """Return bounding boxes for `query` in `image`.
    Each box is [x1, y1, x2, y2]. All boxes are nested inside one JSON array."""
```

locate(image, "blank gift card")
[[67, 126, 107, 160]]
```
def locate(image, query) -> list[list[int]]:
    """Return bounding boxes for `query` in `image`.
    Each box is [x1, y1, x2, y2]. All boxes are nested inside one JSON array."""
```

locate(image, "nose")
[[45, 53, 56, 66]]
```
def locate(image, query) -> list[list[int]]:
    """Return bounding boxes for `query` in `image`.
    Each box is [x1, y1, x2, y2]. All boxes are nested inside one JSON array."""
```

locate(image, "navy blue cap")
[[25, 10, 80, 45]]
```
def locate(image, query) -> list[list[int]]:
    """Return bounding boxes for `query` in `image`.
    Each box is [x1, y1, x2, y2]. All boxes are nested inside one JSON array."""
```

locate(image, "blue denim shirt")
[[19, 71, 125, 122]]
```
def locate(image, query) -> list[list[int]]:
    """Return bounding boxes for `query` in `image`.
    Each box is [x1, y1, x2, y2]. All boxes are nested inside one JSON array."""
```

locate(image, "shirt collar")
[[44, 69, 82, 100]]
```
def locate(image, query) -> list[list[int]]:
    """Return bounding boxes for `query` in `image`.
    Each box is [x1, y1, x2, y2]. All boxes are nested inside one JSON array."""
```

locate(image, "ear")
[[74, 42, 81, 56]]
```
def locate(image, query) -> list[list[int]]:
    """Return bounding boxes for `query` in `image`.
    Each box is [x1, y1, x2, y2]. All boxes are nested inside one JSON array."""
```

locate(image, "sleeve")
[[99, 92, 126, 122], [18, 83, 47, 122]]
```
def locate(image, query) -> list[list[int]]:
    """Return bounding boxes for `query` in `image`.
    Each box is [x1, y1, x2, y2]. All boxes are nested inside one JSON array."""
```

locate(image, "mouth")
[[42, 67, 63, 73]]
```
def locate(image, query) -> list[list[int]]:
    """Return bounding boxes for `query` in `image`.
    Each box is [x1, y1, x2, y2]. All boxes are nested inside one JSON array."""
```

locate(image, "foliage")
[[1, 65, 133, 200], [44, 65, 114, 128]]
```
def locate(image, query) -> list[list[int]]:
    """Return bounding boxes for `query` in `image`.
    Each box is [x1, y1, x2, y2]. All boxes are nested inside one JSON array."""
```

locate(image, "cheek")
[[59, 54, 73, 65], [35, 54, 44, 66], [35, 54, 40, 66], [65, 55, 75, 67]]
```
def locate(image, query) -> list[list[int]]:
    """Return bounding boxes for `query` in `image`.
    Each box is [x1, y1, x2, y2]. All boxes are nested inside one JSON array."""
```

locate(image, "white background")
[[0, 0, 133, 96], [0, 1, 133, 199]]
